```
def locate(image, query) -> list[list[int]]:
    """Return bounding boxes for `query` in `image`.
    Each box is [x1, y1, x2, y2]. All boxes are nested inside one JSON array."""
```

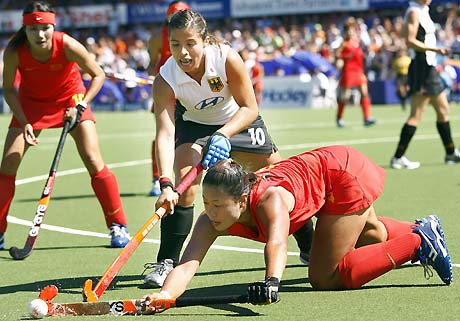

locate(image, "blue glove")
[[247, 277, 280, 305], [201, 132, 231, 168]]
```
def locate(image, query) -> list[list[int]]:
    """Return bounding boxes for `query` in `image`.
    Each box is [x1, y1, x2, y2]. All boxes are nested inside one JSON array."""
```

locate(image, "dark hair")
[[168, 9, 225, 47], [203, 159, 258, 200], [8, 1, 55, 49]]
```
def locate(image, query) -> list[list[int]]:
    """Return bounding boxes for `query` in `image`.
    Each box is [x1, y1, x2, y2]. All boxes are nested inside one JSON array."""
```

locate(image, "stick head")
[[38, 285, 59, 316], [83, 279, 98, 302], [9, 246, 29, 260]]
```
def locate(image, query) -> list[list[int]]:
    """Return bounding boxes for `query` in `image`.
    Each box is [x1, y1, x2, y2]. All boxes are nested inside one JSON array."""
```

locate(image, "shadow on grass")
[[16, 192, 145, 203]]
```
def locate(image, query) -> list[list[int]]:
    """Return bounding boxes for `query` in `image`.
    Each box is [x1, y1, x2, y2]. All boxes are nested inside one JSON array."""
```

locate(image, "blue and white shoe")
[[0, 233, 4, 250], [109, 223, 131, 248], [148, 178, 161, 197], [412, 215, 452, 285]]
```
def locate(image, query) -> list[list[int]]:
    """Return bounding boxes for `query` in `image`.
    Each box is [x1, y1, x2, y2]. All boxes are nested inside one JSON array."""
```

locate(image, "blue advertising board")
[[128, 0, 229, 24]]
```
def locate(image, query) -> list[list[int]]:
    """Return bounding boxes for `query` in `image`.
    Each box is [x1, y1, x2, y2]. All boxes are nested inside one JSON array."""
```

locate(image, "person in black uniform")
[[390, 0, 460, 169]]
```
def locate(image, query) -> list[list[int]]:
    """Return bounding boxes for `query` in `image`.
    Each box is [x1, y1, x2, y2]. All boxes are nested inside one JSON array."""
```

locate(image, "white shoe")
[[390, 156, 420, 169], [143, 259, 175, 288]]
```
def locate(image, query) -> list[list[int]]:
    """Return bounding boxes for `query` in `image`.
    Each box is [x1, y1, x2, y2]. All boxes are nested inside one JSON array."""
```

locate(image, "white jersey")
[[405, 1, 437, 66], [160, 43, 239, 125]]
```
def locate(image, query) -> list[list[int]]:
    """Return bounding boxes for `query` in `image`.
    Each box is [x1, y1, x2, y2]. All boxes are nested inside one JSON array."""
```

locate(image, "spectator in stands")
[[241, 49, 265, 105], [335, 17, 376, 128], [390, 0, 460, 169]]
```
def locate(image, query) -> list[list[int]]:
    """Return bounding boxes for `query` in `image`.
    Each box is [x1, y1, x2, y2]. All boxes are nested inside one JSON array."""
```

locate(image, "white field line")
[[6, 216, 299, 257], [7, 215, 459, 268], [14, 132, 459, 186]]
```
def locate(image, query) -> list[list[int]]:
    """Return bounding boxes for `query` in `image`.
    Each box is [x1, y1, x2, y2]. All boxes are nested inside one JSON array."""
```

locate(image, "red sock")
[[378, 216, 416, 240], [91, 166, 127, 228], [152, 140, 159, 180], [361, 96, 371, 120], [0, 174, 15, 233], [337, 101, 345, 119], [338, 233, 420, 289]]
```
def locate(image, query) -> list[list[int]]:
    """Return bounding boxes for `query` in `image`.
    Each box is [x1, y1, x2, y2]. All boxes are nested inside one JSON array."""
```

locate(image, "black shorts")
[[175, 114, 278, 154], [407, 55, 444, 96]]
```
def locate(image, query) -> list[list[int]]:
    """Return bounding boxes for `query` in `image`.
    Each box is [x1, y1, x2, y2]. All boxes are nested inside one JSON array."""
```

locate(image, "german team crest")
[[208, 77, 224, 92]]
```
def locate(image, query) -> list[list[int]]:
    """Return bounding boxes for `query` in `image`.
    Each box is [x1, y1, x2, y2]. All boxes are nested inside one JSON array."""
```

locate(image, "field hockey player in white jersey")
[[142, 9, 314, 288]]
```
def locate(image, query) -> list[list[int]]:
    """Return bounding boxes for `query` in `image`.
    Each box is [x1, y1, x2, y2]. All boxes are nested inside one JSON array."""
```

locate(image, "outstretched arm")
[[256, 186, 293, 280], [144, 213, 220, 299]]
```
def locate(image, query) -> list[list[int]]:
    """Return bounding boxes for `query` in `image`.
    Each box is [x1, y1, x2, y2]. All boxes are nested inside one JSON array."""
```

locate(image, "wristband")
[[159, 177, 175, 191], [159, 290, 172, 299], [77, 101, 88, 109]]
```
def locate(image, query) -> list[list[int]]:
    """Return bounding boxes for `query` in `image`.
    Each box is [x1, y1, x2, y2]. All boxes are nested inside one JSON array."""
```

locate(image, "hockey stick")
[[9, 119, 72, 260], [83, 163, 204, 302], [39, 285, 248, 316], [106, 72, 154, 86]]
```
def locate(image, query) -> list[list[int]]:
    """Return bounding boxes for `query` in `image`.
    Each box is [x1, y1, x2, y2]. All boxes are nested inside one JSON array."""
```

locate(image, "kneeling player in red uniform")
[[144, 145, 451, 305]]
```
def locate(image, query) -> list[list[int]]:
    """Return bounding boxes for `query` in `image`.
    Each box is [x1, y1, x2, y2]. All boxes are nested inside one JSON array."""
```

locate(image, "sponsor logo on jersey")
[[194, 96, 224, 110], [207, 77, 223, 92]]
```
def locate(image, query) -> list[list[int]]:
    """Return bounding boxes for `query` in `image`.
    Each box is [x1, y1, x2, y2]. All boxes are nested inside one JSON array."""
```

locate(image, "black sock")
[[157, 205, 194, 263], [436, 121, 455, 155], [394, 124, 417, 158], [292, 220, 314, 254]]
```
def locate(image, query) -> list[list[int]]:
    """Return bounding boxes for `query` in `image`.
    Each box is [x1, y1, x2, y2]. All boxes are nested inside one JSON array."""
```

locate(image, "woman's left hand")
[[23, 123, 39, 146]]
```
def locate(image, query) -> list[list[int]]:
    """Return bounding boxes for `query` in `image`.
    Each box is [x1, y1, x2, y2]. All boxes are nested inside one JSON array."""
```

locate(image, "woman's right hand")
[[23, 124, 39, 146], [142, 291, 172, 314], [155, 187, 179, 214]]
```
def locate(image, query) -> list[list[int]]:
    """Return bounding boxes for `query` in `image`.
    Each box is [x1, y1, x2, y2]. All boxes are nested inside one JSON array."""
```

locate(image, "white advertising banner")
[[66, 4, 127, 28], [260, 75, 314, 109], [231, 0, 369, 17], [0, 4, 127, 33]]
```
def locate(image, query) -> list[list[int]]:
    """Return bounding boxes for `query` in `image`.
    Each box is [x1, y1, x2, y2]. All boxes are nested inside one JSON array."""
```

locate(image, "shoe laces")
[[420, 262, 434, 280], [110, 224, 127, 238], [141, 260, 170, 276]]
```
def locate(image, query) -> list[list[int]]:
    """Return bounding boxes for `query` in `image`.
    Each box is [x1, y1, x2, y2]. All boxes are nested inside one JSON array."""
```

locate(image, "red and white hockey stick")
[[39, 285, 249, 316], [106, 72, 154, 86], [9, 119, 72, 260], [83, 163, 204, 302]]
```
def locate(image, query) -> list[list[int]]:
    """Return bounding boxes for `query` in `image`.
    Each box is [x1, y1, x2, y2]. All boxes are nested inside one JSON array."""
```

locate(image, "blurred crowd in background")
[[2, 1, 460, 108]]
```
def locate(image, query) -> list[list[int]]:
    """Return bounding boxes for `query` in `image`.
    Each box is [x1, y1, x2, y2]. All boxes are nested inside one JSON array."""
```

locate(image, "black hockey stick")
[[9, 119, 72, 260]]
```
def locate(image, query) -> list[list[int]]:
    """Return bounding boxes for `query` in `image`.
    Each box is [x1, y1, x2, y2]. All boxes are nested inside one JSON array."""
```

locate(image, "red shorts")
[[339, 72, 367, 88], [319, 146, 385, 215], [10, 98, 96, 129]]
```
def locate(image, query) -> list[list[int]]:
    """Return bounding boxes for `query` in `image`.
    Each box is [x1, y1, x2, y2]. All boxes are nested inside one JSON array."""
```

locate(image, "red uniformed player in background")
[[336, 18, 376, 128], [144, 145, 451, 307], [147, 1, 190, 197], [0, 1, 130, 250]]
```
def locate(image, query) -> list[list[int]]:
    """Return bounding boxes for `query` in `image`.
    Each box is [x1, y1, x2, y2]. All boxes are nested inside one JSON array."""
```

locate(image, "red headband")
[[166, 2, 190, 17], [23, 12, 56, 26]]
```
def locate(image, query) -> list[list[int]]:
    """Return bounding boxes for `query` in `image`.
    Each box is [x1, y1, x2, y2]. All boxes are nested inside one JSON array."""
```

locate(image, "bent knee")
[[309, 270, 343, 290]]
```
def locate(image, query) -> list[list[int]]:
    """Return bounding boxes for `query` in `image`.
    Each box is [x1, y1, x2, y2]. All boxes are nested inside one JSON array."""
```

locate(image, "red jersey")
[[339, 38, 367, 88], [228, 146, 385, 243], [11, 31, 94, 129]]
